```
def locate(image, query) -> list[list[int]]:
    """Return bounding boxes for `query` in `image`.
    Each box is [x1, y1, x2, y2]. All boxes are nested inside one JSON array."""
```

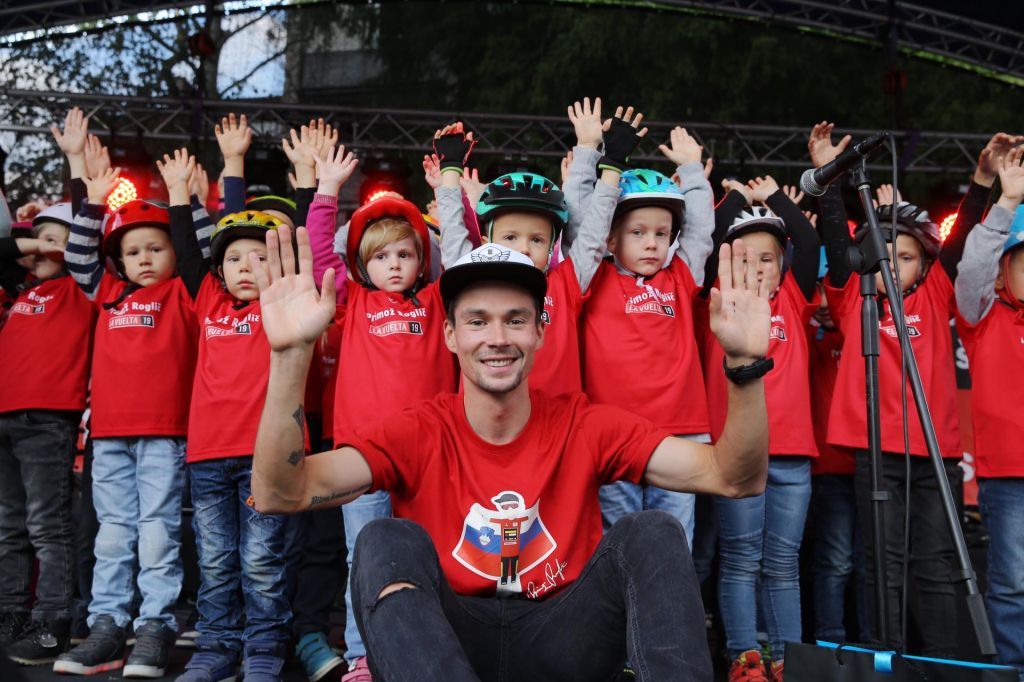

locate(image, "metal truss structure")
[[0, 88, 989, 173], [2, 0, 1022, 85]]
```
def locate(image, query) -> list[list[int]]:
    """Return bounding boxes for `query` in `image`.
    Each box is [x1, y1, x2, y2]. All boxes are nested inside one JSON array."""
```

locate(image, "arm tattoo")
[[309, 483, 370, 508], [287, 404, 305, 466]]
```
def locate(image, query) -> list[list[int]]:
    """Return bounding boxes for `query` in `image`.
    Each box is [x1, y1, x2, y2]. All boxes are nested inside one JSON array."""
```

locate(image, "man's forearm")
[[253, 347, 315, 513], [712, 376, 769, 497]]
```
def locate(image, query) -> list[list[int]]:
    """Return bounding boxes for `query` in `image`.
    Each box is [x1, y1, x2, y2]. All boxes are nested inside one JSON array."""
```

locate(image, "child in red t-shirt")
[[0, 201, 95, 664], [701, 175, 820, 678], [56, 155, 200, 677], [305, 144, 456, 680], [954, 146, 1024, 676], [812, 121, 965, 657], [570, 116, 714, 547]]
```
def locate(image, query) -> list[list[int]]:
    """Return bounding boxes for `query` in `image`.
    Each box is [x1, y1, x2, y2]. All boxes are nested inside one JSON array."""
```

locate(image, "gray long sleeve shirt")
[[955, 203, 1017, 325]]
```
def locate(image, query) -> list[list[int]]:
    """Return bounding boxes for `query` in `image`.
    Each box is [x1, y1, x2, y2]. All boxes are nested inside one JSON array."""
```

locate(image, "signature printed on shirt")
[[526, 558, 568, 599]]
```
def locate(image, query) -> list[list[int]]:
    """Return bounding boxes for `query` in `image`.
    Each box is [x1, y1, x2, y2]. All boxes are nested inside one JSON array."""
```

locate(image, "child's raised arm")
[[215, 113, 251, 216], [561, 97, 605, 252], [65, 167, 120, 299], [700, 179, 751, 294], [51, 108, 91, 215], [956, 147, 1024, 325], [808, 122, 854, 289], [158, 148, 207, 299], [660, 126, 714, 283], [432, 123, 477, 269], [309, 145, 358, 303]]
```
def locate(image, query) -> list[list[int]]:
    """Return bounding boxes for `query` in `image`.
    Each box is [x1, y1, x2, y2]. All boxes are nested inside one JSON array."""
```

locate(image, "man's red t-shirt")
[[332, 282, 456, 447], [808, 321, 855, 475], [529, 259, 587, 397], [701, 276, 818, 457], [319, 305, 344, 446], [826, 269, 960, 457], [188, 275, 271, 461], [0, 276, 95, 414], [343, 391, 669, 599], [581, 257, 708, 434], [957, 301, 1024, 477], [91, 276, 198, 437]]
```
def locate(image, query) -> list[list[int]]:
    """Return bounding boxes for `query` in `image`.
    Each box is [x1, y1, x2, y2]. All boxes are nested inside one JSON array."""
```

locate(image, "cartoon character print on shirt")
[[204, 309, 261, 340], [10, 289, 53, 316], [452, 490, 557, 596], [106, 299, 162, 330], [623, 278, 676, 318]]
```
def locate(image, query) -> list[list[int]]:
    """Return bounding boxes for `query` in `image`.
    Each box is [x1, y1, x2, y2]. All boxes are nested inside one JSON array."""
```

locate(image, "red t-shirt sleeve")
[[824, 274, 858, 328], [338, 405, 430, 495], [578, 402, 672, 485]]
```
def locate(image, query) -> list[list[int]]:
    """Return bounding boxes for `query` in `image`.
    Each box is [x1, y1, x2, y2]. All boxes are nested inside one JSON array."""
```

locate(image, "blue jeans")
[[343, 489, 391, 663], [810, 474, 868, 642], [351, 512, 711, 681], [89, 437, 185, 631], [190, 457, 295, 653], [716, 456, 812, 660], [598, 433, 708, 547], [978, 477, 1024, 678]]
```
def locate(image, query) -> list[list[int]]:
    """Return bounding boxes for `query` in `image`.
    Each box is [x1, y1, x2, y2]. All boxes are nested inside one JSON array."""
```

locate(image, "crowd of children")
[[0, 100, 1022, 682]]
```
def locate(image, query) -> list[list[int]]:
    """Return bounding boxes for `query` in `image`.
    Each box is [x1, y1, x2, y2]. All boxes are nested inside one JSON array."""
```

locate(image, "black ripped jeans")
[[351, 511, 712, 682]]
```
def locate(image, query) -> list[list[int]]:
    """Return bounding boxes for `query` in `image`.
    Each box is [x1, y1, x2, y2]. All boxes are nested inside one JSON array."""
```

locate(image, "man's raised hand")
[[709, 239, 771, 366], [253, 225, 336, 353]]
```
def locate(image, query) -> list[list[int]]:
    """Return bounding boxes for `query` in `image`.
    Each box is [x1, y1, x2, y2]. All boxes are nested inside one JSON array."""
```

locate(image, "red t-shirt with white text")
[[826, 269, 960, 457], [0, 276, 95, 414], [581, 257, 708, 434], [342, 390, 669, 599], [188, 275, 271, 461], [957, 301, 1024, 477], [91, 275, 198, 437], [333, 281, 457, 446], [701, 276, 818, 457], [529, 258, 587, 397]]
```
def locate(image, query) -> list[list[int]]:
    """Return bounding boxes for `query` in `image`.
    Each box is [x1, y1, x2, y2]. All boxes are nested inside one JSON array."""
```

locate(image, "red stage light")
[[107, 177, 138, 212], [939, 212, 957, 242]]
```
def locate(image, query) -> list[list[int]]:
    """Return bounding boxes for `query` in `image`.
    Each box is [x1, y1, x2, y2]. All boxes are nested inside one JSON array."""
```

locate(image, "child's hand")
[[422, 153, 442, 190], [215, 113, 251, 160], [567, 97, 603, 149], [84, 135, 111, 178], [156, 148, 196, 191], [282, 126, 315, 169], [808, 121, 851, 169], [746, 176, 780, 204], [560, 150, 574, 185], [433, 122, 476, 173], [703, 157, 714, 180], [16, 237, 65, 259], [599, 105, 648, 173], [426, 199, 440, 223], [722, 178, 752, 204], [314, 145, 359, 197], [996, 145, 1024, 208], [190, 163, 210, 205], [872, 183, 902, 209], [658, 126, 702, 167], [314, 120, 339, 165], [976, 133, 1024, 187], [804, 211, 818, 229], [781, 184, 804, 206], [83, 166, 122, 206], [460, 168, 486, 207], [51, 107, 89, 157]]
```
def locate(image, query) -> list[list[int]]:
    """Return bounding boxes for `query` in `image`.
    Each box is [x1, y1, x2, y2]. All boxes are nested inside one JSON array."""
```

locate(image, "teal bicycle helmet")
[[476, 172, 569, 243], [614, 169, 687, 239]]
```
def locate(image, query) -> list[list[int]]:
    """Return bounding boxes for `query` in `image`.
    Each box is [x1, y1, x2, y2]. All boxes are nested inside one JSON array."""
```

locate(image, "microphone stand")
[[847, 159, 995, 656]]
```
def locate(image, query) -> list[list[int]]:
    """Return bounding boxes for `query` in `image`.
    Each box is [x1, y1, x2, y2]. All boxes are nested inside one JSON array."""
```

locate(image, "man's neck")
[[462, 380, 532, 446]]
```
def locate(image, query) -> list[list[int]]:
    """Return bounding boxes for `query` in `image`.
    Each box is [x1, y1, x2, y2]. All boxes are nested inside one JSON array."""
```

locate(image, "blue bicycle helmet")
[[614, 169, 686, 239], [1004, 205, 1024, 254]]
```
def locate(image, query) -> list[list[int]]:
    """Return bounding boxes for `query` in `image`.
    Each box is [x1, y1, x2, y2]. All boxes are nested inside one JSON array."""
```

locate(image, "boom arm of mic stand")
[[853, 164, 996, 657]]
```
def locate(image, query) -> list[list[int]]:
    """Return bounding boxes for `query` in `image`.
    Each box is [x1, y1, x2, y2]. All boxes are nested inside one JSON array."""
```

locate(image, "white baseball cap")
[[439, 244, 547, 310]]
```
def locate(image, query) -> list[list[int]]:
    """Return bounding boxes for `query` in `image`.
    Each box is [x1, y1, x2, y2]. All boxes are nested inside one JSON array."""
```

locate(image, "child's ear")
[[996, 271, 1005, 291]]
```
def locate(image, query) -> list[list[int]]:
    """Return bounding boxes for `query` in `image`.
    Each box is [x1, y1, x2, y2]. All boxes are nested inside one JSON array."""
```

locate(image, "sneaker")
[[176, 648, 238, 682], [729, 649, 769, 682], [769, 659, 784, 682], [243, 640, 286, 682], [296, 632, 344, 682], [52, 615, 125, 674], [7, 618, 70, 665], [341, 657, 372, 682], [69, 617, 90, 645], [0, 611, 28, 647], [124, 620, 176, 678], [176, 607, 199, 648]]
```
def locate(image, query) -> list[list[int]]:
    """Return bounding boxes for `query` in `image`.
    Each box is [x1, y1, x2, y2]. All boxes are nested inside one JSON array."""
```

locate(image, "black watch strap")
[[722, 356, 774, 385]]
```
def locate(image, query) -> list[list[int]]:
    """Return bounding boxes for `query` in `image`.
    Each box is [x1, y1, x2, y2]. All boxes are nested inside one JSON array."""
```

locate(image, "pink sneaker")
[[341, 656, 372, 682]]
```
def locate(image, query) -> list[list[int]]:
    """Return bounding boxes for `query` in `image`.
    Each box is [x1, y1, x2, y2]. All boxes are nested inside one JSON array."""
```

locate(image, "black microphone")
[[800, 132, 889, 197]]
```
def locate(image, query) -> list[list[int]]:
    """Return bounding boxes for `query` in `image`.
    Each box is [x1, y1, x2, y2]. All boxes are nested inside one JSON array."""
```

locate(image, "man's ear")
[[443, 318, 457, 353]]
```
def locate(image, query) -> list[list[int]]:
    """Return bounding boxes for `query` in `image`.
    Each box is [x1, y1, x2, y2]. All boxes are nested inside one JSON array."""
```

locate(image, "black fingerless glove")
[[433, 131, 476, 172], [598, 117, 643, 173]]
